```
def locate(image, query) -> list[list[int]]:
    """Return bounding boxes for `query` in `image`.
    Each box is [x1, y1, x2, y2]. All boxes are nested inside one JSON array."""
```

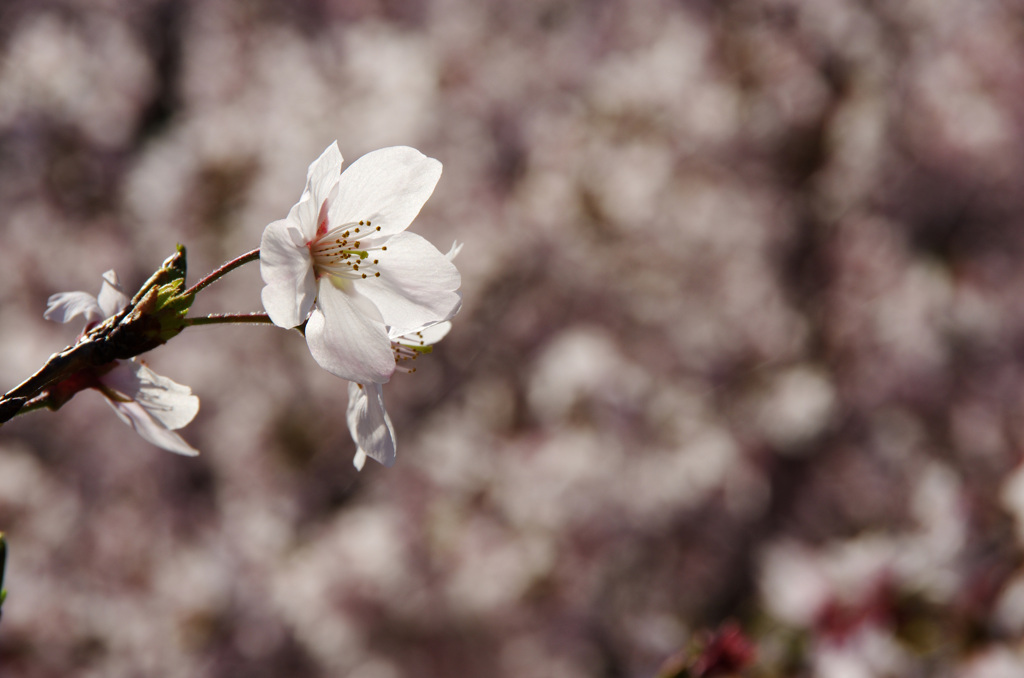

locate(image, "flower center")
[[308, 219, 387, 281]]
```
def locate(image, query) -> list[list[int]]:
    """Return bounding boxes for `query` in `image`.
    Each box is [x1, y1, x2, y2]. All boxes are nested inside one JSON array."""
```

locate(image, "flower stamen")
[[391, 331, 435, 374], [309, 219, 385, 281]]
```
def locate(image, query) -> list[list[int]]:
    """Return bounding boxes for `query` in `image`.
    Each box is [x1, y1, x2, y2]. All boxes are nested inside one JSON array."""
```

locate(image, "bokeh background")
[[2, 0, 1024, 676]]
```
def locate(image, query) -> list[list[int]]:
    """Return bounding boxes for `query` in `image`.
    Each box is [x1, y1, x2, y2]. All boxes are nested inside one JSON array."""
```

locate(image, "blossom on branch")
[[44, 271, 200, 456], [260, 142, 461, 385], [348, 321, 453, 471]]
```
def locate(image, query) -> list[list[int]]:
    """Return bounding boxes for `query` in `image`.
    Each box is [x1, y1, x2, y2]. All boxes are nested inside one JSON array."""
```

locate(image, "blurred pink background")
[[2, 1, 1024, 676]]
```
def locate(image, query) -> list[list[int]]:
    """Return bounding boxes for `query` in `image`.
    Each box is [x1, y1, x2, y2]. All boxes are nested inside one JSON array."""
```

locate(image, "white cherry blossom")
[[260, 142, 461, 385], [45, 271, 200, 456], [349, 321, 453, 470]]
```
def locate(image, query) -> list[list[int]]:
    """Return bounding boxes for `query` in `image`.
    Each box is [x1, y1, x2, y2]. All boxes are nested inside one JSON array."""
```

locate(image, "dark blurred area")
[[2, 0, 1024, 676]]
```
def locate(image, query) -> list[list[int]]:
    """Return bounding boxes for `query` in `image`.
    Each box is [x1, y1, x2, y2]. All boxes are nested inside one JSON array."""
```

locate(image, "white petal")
[[96, 270, 129, 318], [393, 320, 453, 346], [292, 148, 342, 240], [305, 280, 396, 384], [446, 241, 463, 261], [44, 291, 104, 325], [306, 142, 343, 210], [353, 449, 368, 471], [260, 217, 316, 328], [101, 361, 200, 456], [102, 361, 200, 430], [347, 381, 396, 468], [354, 231, 462, 334], [329, 147, 442, 238], [107, 399, 200, 456], [420, 320, 453, 344]]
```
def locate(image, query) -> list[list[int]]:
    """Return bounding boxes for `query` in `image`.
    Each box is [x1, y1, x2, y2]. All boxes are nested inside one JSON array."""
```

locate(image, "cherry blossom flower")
[[44, 270, 200, 456], [349, 321, 452, 470], [260, 142, 461, 385]]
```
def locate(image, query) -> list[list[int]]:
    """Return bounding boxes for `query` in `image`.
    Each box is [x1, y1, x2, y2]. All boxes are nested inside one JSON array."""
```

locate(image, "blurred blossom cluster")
[[2, 0, 1024, 676]]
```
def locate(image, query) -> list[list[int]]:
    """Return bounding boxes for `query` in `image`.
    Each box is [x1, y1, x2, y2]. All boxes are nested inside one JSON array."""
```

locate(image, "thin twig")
[[185, 312, 274, 327], [183, 248, 261, 298]]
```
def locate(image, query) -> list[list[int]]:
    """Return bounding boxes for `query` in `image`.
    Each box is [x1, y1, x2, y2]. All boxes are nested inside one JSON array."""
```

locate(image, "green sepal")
[[132, 245, 196, 343], [160, 243, 188, 281], [151, 278, 195, 340]]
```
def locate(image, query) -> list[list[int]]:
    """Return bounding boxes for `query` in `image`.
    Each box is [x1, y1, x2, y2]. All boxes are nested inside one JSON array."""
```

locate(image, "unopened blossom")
[[260, 142, 461, 385], [349, 321, 453, 470], [44, 270, 200, 456]]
